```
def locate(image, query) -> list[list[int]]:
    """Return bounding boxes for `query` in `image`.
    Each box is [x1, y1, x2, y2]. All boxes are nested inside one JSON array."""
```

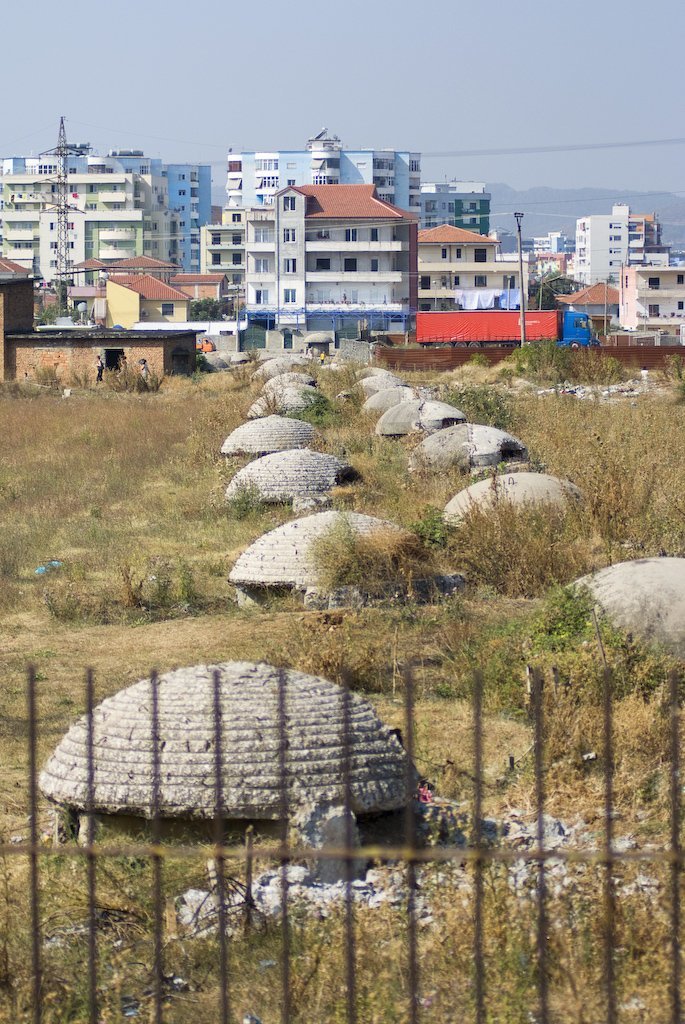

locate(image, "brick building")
[[0, 277, 196, 381]]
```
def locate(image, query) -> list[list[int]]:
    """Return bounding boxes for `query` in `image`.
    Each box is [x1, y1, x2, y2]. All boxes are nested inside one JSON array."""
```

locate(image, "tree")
[[189, 298, 223, 321], [529, 274, 578, 310]]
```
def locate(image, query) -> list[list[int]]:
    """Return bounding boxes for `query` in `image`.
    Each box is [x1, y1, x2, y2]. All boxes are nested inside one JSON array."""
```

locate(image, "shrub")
[[449, 497, 593, 597], [468, 351, 489, 367], [444, 384, 514, 430], [310, 519, 432, 595], [410, 506, 451, 548], [225, 484, 265, 520], [289, 392, 341, 427]]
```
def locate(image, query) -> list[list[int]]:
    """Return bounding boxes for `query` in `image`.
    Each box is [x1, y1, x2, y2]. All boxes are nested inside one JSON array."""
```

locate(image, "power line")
[[423, 137, 685, 159]]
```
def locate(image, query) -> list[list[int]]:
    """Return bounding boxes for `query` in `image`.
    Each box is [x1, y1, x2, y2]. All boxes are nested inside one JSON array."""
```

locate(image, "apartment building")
[[420, 182, 491, 233], [200, 208, 246, 304], [620, 265, 685, 332], [0, 148, 211, 281], [417, 225, 526, 312], [243, 184, 417, 341], [226, 129, 420, 213], [574, 204, 670, 285]]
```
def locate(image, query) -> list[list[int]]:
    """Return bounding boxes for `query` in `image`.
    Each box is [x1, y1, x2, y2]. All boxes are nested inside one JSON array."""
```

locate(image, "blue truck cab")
[[558, 310, 599, 348]]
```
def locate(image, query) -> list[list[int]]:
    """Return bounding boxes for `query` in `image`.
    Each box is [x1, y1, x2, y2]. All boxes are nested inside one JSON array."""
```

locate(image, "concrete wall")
[[0, 278, 35, 379]]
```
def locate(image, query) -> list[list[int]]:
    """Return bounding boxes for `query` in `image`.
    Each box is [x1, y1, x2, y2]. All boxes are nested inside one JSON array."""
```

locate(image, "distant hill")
[[488, 183, 685, 247]]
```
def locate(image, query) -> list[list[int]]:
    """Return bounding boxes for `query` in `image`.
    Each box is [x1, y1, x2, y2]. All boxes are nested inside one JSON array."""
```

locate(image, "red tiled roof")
[[0, 257, 31, 275], [557, 283, 619, 306], [73, 258, 110, 271], [109, 274, 189, 301], [113, 255, 177, 269], [171, 273, 227, 284], [418, 225, 498, 245], [285, 184, 415, 220]]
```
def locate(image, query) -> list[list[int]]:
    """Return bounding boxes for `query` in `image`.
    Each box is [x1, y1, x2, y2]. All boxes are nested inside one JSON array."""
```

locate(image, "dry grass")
[[0, 366, 684, 1019], [310, 520, 434, 594]]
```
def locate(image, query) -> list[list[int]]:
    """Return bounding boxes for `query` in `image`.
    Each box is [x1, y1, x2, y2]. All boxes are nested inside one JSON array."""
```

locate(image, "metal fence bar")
[[84, 669, 98, 1024], [150, 671, 164, 1024], [27, 665, 42, 1024], [212, 668, 230, 1024], [472, 671, 485, 1024], [277, 668, 292, 1024], [533, 669, 549, 1024], [341, 682, 357, 1024], [669, 668, 682, 1024], [403, 667, 419, 1024], [602, 668, 616, 1024]]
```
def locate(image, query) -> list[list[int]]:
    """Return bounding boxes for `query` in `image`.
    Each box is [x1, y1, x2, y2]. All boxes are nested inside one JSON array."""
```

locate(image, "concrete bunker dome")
[[359, 373, 407, 397], [363, 386, 418, 415], [248, 384, 319, 419], [229, 510, 399, 591], [410, 423, 528, 471], [39, 662, 412, 821], [253, 355, 310, 381], [576, 557, 685, 659], [375, 400, 466, 437], [220, 416, 316, 456], [444, 472, 581, 523], [263, 371, 316, 395], [226, 449, 357, 504]]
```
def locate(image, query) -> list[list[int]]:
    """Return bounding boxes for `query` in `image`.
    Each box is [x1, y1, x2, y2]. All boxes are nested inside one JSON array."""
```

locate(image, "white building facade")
[[417, 226, 527, 312], [575, 204, 670, 285], [226, 129, 421, 214], [243, 184, 417, 340], [620, 265, 685, 333]]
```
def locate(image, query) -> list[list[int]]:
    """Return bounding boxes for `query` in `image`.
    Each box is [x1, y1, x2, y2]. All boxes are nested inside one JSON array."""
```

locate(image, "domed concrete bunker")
[[375, 400, 466, 437], [220, 416, 316, 457], [40, 662, 415, 857], [445, 472, 581, 523], [226, 449, 357, 505], [410, 423, 528, 471]]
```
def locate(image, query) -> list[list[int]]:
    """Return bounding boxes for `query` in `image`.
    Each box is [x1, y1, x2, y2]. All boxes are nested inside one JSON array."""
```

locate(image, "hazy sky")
[[3, 0, 684, 201]]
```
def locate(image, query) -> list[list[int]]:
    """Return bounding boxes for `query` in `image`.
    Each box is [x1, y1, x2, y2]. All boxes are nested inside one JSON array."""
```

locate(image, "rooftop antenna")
[[40, 117, 82, 312]]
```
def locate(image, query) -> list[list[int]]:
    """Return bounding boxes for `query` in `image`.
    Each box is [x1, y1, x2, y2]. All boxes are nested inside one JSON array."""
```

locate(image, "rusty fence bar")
[[17, 664, 685, 1021]]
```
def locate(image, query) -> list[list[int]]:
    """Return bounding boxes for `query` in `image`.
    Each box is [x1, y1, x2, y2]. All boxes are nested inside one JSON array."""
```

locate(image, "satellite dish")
[[77, 303, 87, 313]]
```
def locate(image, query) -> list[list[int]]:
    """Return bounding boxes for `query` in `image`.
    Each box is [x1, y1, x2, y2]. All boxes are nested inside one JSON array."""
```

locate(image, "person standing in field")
[[95, 354, 104, 383]]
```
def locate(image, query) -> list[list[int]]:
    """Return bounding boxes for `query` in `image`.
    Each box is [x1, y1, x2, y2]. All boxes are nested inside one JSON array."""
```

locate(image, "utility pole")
[[40, 117, 82, 313], [514, 211, 527, 346]]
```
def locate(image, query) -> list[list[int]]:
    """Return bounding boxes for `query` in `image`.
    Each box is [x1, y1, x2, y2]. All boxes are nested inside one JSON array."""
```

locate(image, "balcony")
[[99, 227, 137, 242], [636, 288, 685, 300], [99, 245, 136, 260], [98, 191, 129, 204], [306, 270, 402, 283], [4, 229, 35, 241], [305, 239, 404, 251]]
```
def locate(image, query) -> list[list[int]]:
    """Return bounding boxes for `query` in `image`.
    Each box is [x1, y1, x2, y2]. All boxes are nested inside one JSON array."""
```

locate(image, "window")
[[232, 273, 241, 284], [161, 303, 174, 316], [344, 257, 357, 272], [254, 257, 270, 273], [283, 288, 296, 303], [420, 275, 430, 290], [648, 304, 660, 316], [371, 259, 379, 272], [178, 189, 186, 197], [211, 253, 221, 265], [232, 213, 241, 222], [678, 275, 684, 285], [316, 258, 330, 270], [453, 275, 460, 286], [283, 196, 296, 211], [648, 277, 660, 290], [254, 228, 273, 243], [228, 161, 242, 172], [284, 258, 297, 273], [679, 302, 684, 311], [410, 159, 420, 173], [441, 248, 448, 260], [475, 275, 487, 287], [287, 179, 295, 186], [345, 228, 357, 242], [255, 289, 269, 304], [474, 248, 487, 263], [283, 228, 296, 242], [232, 254, 241, 265], [211, 234, 221, 245], [178, 173, 185, 180], [370, 228, 378, 241], [455, 248, 462, 259]]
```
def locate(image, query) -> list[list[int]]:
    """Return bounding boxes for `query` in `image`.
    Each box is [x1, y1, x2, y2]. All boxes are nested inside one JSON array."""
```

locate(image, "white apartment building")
[[226, 129, 420, 213], [620, 265, 685, 333], [574, 204, 670, 285], [1, 151, 181, 283], [243, 184, 417, 341], [417, 226, 527, 312]]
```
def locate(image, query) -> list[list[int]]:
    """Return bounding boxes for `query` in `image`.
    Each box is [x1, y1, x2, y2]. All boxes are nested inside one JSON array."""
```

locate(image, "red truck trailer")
[[417, 310, 563, 347]]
